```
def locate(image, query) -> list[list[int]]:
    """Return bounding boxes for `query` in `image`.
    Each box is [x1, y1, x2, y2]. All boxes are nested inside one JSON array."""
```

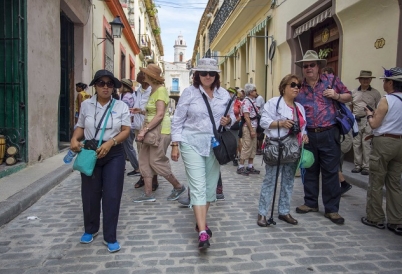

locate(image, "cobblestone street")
[[0, 152, 402, 274]]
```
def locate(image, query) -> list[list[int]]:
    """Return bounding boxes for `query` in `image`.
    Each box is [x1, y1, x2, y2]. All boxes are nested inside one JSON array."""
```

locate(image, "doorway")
[[59, 12, 74, 143]]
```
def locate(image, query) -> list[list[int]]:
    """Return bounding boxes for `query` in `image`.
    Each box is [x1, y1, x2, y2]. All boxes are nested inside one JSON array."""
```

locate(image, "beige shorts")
[[139, 134, 172, 178], [240, 126, 257, 160]]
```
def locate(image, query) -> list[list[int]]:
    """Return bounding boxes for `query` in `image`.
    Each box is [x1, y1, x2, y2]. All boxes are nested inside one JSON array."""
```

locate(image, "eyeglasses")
[[95, 80, 114, 88], [303, 63, 317, 69], [199, 71, 217, 77], [288, 82, 301, 89]]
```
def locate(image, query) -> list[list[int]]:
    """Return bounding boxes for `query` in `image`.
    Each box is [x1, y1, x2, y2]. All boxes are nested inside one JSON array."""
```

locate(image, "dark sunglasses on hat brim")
[[199, 71, 218, 77]]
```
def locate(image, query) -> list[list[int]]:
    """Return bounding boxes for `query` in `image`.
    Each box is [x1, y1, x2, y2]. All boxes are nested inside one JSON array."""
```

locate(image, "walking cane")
[[266, 139, 284, 226]]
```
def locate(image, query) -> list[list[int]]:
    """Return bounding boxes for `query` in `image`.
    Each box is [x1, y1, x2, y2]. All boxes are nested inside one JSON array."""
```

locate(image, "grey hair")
[[244, 83, 256, 96]]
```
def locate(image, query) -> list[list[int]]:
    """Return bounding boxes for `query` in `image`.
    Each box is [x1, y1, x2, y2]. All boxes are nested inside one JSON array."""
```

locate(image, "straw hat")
[[120, 78, 133, 91], [139, 64, 164, 82], [355, 70, 376, 79], [379, 67, 402, 83], [295, 50, 327, 68], [191, 58, 221, 72]]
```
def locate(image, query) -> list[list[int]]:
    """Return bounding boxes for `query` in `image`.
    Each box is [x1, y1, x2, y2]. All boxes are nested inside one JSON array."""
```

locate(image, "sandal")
[[152, 183, 159, 191], [134, 178, 144, 188], [387, 223, 402, 235], [361, 217, 385, 229]]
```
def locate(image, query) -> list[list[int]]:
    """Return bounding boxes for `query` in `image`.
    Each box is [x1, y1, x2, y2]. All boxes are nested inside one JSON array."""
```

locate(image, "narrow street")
[[0, 151, 401, 274]]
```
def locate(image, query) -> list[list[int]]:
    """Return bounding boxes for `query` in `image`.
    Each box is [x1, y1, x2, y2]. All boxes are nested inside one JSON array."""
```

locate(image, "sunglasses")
[[288, 82, 301, 89], [199, 71, 217, 77], [95, 80, 114, 88], [303, 63, 317, 69]]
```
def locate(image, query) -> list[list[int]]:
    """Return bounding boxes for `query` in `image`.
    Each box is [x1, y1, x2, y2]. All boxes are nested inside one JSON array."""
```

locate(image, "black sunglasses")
[[95, 80, 114, 88], [199, 71, 217, 77], [288, 82, 301, 89], [303, 63, 317, 69]]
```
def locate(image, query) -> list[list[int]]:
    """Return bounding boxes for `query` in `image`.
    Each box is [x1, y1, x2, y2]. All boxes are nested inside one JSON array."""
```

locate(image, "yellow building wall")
[[336, 0, 399, 91]]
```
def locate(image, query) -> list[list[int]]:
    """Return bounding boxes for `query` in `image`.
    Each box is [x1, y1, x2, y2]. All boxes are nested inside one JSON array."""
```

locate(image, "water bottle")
[[211, 137, 220, 148], [63, 149, 77, 164]]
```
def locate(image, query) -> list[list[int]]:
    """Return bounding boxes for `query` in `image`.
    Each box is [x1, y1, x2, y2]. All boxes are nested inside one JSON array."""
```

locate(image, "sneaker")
[[361, 170, 369, 175], [80, 232, 98, 244], [296, 204, 319, 214], [340, 182, 352, 196], [133, 193, 156, 203], [103, 240, 121, 253], [127, 170, 141, 176], [216, 193, 225, 200], [198, 232, 210, 249], [167, 185, 186, 201], [177, 195, 191, 206], [237, 167, 249, 176], [246, 166, 260, 174], [195, 224, 212, 237], [324, 212, 345, 224]]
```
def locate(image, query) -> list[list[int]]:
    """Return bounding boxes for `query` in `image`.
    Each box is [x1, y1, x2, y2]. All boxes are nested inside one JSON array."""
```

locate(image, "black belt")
[[306, 126, 334, 133]]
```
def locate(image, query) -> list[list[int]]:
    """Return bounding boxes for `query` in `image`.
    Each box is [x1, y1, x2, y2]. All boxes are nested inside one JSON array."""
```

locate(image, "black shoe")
[[233, 159, 238, 166], [134, 177, 144, 188], [340, 182, 352, 196], [128, 170, 141, 176], [351, 168, 362, 173], [361, 170, 369, 175]]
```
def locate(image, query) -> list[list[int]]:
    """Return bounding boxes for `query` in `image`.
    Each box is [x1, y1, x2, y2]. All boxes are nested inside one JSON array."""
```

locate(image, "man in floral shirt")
[[294, 50, 351, 225], [237, 83, 260, 176]]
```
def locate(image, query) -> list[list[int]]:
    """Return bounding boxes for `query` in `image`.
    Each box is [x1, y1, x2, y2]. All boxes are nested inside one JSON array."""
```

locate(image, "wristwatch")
[[112, 137, 118, 146]]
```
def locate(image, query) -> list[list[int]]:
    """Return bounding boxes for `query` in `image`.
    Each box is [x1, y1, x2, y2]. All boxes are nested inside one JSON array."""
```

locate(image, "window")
[[104, 31, 114, 72], [179, 52, 183, 62], [121, 52, 126, 78], [172, 78, 179, 92]]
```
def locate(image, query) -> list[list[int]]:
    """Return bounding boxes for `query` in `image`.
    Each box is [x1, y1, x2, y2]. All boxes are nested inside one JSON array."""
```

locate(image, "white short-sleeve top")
[[77, 95, 131, 141]]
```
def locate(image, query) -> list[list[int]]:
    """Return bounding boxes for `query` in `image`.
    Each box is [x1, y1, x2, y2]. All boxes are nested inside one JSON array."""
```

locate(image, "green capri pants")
[[180, 142, 220, 205]]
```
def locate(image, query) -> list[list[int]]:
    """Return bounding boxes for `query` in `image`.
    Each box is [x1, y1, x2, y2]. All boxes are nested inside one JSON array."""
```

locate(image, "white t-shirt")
[[255, 95, 265, 110]]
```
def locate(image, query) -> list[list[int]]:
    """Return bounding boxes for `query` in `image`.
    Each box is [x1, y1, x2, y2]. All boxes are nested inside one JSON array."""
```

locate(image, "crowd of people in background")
[[70, 53, 402, 253]]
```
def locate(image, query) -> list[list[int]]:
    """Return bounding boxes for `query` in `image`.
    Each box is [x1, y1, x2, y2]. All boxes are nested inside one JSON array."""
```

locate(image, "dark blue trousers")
[[81, 144, 125, 243], [303, 127, 341, 213]]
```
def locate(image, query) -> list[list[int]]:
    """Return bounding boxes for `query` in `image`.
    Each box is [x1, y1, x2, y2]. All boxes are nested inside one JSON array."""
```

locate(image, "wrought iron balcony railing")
[[209, 0, 240, 44], [170, 87, 180, 93]]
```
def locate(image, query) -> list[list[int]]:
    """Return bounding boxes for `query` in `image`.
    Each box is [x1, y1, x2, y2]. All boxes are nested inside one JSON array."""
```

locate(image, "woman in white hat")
[[362, 67, 402, 235], [133, 64, 187, 203], [171, 58, 235, 249]]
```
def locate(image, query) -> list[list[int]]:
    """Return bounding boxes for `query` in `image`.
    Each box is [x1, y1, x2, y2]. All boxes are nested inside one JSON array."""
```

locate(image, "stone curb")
[[0, 165, 73, 227]]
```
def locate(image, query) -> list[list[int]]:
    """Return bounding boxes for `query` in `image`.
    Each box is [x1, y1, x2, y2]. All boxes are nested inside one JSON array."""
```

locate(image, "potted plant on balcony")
[[147, 3, 158, 17], [152, 27, 161, 35]]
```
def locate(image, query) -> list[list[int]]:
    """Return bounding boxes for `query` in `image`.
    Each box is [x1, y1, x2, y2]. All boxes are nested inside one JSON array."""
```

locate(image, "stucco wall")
[[336, 0, 399, 90], [27, 0, 61, 163]]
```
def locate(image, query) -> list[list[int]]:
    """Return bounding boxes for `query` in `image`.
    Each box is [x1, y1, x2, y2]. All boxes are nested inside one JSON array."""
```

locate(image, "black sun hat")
[[89, 69, 122, 88]]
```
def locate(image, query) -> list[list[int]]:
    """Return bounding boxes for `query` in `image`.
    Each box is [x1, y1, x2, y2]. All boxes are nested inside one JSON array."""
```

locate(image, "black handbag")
[[201, 92, 237, 165]]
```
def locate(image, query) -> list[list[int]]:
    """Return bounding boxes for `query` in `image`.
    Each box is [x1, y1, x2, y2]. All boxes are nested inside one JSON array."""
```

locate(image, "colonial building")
[[193, 0, 402, 100], [0, 0, 161, 177]]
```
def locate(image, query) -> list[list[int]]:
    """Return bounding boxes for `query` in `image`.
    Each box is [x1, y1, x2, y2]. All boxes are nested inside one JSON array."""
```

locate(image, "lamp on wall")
[[97, 15, 125, 45]]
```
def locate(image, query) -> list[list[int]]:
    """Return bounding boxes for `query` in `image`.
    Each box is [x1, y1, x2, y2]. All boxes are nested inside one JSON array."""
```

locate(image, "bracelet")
[[170, 144, 178, 147], [367, 115, 373, 120]]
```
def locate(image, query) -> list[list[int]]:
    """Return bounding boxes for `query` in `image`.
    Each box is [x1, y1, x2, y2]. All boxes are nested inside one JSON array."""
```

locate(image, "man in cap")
[[294, 50, 352, 224], [351, 71, 381, 175]]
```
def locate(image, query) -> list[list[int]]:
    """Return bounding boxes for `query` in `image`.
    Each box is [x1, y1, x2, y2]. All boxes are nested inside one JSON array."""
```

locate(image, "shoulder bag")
[[73, 99, 115, 176], [201, 92, 237, 165], [263, 104, 301, 166], [141, 122, 162, 147]]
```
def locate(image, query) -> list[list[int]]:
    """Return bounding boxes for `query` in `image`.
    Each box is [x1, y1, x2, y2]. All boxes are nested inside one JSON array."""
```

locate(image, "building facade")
[[193, 0, 402, 100], [0, 0, 164, 177]]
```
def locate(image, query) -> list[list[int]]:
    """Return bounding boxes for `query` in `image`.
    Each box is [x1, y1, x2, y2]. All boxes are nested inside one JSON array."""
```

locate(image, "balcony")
[[140, 34, 152, 56], [170, 87, 180, 94], [209, 0, 240, 44]]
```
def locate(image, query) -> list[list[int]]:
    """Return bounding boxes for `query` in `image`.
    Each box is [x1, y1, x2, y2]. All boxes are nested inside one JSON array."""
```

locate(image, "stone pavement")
[[0, 152, 402, 274]]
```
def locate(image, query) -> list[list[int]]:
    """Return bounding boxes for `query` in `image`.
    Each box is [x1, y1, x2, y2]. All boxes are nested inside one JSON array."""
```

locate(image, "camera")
[[84, 139, 98, 151], [290, 122, 301, 135]]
